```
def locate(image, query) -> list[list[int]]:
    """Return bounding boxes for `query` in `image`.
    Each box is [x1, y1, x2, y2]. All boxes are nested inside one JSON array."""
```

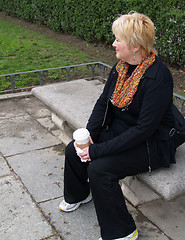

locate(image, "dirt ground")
[[0, 12, 184, 96]]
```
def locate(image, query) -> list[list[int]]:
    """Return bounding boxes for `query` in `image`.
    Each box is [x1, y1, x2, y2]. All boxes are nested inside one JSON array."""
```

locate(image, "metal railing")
[[0, 62, 111, 94], [173, 93, 185, 114], [0, 62, 184, 114]]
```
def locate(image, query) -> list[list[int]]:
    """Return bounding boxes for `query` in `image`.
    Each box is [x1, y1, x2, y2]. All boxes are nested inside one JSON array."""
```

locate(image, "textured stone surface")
[[138, 144, 185, 200], [120, 176, 161, 206], [0, 99, 27, 119], [32, 79, 102, 129], [40, 198, 101, 240], [32, 79, 185, 201], [127, 203, 169, 240], [19, 96, 51, 118], [0, 175, 55, 240], [37, 116, 57, 131], [0, 155, 11, 177], [7, 147, 65, 202], [138, 195, 185, 240], [40, 196, 170, 240], [0, 90, 184, 240], [0, 115, 61, 156]]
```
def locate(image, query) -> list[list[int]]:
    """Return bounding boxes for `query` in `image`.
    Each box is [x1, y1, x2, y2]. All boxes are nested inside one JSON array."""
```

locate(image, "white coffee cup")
[[73, 128, 90, 149]]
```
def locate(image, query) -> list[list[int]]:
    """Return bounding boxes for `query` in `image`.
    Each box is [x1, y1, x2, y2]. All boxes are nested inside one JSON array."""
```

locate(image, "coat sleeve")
[[89, 62, 174, 160]]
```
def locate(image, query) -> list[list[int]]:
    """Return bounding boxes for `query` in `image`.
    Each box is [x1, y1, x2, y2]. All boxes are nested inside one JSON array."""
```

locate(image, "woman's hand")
[[78, 146, 91, 162], [89, 136, 94, 145], [74, 136, 94, 162]]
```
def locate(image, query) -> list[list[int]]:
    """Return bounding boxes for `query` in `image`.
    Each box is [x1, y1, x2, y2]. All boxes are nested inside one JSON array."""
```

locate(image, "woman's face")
[[112, 35, 133, 63]]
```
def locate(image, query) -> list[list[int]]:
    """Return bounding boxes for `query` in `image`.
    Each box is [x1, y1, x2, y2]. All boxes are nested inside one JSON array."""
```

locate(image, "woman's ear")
[[134, 44, 141, 53]]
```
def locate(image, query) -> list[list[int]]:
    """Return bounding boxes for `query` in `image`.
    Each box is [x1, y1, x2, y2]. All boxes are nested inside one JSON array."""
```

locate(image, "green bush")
[[0, 0, 184, 68]]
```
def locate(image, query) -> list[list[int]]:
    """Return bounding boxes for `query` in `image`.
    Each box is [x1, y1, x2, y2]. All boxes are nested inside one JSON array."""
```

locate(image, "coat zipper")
[[146, 140, 152, 174], [101, 70, 118, 127], [102, 77, 152, 174], [102, 99, 109, 127], [102, 70, 117, 127]]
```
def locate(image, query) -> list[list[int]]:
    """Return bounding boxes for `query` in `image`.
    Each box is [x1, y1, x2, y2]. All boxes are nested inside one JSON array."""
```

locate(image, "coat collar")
[[114, 56, 161, 80], [143, 56, 161, 80]]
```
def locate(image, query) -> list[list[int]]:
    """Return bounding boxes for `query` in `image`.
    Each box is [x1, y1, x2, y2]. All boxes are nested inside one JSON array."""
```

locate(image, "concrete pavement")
[[0, 93, 184, 240]]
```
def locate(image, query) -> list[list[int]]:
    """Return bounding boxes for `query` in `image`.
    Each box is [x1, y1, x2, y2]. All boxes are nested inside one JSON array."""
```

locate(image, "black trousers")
[[64, 127, 149, 240]]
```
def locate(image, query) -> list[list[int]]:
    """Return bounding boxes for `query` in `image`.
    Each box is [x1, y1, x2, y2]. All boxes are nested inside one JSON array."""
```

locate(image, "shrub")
[[0, 0, 184, 68]]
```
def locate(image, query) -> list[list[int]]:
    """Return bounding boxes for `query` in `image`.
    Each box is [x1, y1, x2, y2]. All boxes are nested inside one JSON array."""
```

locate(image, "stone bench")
[[31, 79, 185, 206]]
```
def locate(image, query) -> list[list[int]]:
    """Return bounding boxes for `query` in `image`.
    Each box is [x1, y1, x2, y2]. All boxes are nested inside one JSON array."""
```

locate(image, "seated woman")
[[59, 11, 176, 240]]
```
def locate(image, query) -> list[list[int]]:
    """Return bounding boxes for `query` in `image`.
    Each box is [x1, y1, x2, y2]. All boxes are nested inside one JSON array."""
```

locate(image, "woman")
[[59, 12, 176, 240]]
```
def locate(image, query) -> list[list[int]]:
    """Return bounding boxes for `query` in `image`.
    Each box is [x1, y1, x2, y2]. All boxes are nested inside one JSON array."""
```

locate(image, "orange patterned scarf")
[[112, 53, 156, 108]]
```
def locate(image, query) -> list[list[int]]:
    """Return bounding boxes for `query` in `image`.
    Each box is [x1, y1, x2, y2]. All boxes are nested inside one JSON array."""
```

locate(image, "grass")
[[0, 18, 94, 91]]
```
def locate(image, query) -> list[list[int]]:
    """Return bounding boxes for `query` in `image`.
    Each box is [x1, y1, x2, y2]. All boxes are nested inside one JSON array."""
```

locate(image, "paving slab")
[[138, 195, 185, 240], [0, 99, 28, 119], [0, 155, 11, 177], [0, 175, 56, 240], [19, 96, 51, 118], [37, 117, 58, 132], [7, 146, 65, 202], [127, 203, 169, 240], [40, 197, 101, 240], [0, 115, 61, 156], [40, 196, 170, 240]]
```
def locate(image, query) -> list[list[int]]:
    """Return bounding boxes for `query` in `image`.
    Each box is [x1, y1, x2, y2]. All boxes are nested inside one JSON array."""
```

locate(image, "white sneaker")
[[99, 229, 138, 240], [59, 194, 92, 212]]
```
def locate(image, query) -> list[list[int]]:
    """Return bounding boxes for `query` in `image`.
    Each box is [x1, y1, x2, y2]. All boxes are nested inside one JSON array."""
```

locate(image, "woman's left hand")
[[78, 146, 91, 162], [74, 141, 92, 162]]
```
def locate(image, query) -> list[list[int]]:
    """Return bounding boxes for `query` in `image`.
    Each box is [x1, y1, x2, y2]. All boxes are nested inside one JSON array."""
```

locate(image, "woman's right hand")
[[74, 136, 94, 162]]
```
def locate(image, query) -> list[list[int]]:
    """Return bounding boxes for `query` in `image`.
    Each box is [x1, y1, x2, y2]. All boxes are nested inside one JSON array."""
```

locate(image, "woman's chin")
[[115, 53, 120, 59]]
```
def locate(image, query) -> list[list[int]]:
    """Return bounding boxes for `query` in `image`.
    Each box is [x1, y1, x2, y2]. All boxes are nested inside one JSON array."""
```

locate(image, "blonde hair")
[[112, 11, 157, 57]]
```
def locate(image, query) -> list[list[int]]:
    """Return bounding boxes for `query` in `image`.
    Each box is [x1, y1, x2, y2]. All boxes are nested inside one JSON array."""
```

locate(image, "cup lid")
[[73, 128, 90, 144]]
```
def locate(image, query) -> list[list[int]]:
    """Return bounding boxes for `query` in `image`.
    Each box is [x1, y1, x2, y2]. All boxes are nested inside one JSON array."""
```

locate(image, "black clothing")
[[64, 128, 149, 240], [87, 56, 176, 170], [63, 57, 176, 239]]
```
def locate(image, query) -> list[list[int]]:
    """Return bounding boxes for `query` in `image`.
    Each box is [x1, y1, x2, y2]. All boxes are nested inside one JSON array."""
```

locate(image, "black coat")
[[87, 56, 176, 170]]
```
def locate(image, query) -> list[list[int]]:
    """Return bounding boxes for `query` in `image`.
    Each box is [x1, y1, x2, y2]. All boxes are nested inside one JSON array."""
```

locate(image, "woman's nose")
[[112, 40, 116, 47]]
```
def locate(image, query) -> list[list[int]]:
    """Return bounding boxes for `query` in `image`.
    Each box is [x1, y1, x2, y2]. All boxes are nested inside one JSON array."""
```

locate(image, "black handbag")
[[170, 104, 185, 148]]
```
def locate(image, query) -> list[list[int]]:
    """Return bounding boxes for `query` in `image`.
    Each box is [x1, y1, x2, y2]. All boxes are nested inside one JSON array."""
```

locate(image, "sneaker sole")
[[81, 194, 92, 204], [118, 229, 138, 240], [129, 229, 138, 240], [99, 229, 138, 240], [59, 194, 92, 212], [59, 202, 81, 212]]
